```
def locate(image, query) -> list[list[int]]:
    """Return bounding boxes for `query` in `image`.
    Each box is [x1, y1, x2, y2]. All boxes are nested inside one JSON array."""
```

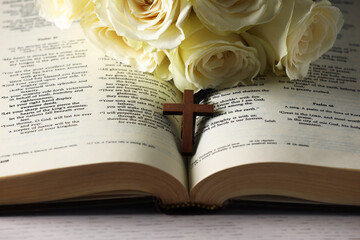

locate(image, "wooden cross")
[[163, 90, 214, 155]]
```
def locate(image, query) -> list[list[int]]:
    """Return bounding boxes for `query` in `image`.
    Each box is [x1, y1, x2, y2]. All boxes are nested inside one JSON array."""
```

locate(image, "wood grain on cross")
[[163, 90, 214, 155]]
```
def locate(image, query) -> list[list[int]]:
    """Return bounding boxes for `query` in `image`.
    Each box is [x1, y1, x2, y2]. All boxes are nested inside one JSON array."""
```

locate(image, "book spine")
[[156, 199, 220, 214]]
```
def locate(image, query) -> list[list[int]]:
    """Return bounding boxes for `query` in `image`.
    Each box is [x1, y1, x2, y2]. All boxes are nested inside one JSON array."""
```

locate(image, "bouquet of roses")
[[36, 0, 343, 92]]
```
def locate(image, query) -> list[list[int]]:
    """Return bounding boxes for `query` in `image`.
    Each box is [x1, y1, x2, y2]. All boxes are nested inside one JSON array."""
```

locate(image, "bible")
[[0, 1, 359, 210]]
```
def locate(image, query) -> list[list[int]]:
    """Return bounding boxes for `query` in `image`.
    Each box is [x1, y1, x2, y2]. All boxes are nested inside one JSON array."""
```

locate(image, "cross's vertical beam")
[[182, 90, 195, 155]]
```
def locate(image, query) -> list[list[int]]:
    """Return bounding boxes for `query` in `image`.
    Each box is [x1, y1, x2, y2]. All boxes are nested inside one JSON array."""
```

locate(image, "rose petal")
[[96, 0, 191, 49], [36, 0, 93, 29], [192, 0, 282, 34]]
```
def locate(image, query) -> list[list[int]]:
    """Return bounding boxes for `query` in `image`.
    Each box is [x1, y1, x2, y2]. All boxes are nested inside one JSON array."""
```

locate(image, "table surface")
[[1, 203, 360, 240]]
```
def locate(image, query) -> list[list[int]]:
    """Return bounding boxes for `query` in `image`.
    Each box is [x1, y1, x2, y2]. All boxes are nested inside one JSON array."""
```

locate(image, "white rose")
[[35, 0, 93, 29], [168, 13, 261, 92], [249, 0, 344, 80], [94, 0, 192, 49], [191, 0, 282, 35], [80, 12, 171, 79]]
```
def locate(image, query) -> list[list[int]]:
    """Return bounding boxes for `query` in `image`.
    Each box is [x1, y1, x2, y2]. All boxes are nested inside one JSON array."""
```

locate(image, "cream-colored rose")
[[81, 12, 171, 79], [249, 0, 344, 80], [94, 0, 192, 49], [191, 0, 282, 35], [168, 14, 261, 92], [35, 0, 93, 29]]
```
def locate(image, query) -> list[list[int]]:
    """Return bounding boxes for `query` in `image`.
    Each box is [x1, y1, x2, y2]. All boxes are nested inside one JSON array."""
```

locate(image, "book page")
[[189, 0, 360, 188], [0, 1, 186, 187]]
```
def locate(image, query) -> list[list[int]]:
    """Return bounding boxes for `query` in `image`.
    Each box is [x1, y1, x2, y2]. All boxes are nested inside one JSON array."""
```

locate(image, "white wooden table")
[[1, 204, 359, 240]]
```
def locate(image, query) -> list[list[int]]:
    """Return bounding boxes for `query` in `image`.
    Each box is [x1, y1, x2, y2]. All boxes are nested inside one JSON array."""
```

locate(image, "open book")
[[1, 1, 359, 210]]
